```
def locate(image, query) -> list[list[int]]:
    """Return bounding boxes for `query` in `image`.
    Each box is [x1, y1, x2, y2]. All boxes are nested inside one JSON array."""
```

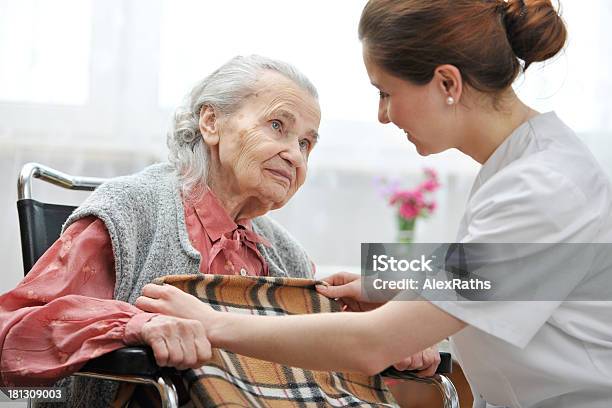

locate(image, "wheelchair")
[[15, 162, 460, 407]]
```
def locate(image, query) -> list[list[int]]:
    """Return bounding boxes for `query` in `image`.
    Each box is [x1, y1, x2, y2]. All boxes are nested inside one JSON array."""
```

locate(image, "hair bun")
[[503, 0, 567, 70]]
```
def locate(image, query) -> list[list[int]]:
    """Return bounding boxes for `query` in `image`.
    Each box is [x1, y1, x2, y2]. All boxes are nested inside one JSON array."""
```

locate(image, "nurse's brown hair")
[[358, 0, 567, 94]]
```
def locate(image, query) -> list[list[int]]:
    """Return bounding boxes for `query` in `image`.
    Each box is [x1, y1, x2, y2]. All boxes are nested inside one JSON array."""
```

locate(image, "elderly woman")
[[0, 55, 321, 403]]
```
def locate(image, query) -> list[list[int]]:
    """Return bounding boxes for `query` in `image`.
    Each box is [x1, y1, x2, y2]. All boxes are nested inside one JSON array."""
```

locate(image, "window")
[[0, 0, 92, 105]]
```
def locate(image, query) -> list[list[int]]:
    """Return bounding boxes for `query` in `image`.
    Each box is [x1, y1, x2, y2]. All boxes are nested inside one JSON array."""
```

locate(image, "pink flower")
[[374, 167, 440, 222], [399, 201, 420, 219], [389, 190, 406, 205], [410, 190, 425, 207], [389, 189, 423, 206], [420, 178, 440, 192]]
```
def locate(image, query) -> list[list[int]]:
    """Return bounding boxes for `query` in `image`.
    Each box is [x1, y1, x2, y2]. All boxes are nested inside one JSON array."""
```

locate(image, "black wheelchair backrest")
[[16, 163, 106, 275]]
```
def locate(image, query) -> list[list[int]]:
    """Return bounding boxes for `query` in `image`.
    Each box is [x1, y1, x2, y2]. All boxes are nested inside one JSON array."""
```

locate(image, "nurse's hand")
[[316, 272, 384, 312], [392, 345, 441, 378]]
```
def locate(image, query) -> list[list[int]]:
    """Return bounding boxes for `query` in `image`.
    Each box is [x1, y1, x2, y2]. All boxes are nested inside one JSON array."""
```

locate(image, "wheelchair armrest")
[[80, 346, 164, 377], [81, 348, 451, 381], [380, 351, 452, 379]]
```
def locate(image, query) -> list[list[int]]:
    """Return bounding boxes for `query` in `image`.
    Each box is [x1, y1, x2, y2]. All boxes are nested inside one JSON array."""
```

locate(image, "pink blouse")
[[0, 187, 271, 386]]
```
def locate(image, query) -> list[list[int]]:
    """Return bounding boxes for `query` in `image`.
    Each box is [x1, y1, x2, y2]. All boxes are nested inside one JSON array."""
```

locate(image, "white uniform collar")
[[470, 111, 557, 199]]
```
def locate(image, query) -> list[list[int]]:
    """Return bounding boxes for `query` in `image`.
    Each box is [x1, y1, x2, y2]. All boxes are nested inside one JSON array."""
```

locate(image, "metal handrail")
[[399, 374, 459, 408], [434, 374, 460, 408], [18, 162, 107, 200], [74, 372, 179, 408]]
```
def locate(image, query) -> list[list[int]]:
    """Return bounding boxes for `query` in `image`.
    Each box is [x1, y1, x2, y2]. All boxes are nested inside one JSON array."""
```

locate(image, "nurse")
[[136, 0, 612, 406]]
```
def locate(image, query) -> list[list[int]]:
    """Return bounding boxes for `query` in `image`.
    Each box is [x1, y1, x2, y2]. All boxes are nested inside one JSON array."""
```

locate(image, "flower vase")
[[396, 215, 416, 243]]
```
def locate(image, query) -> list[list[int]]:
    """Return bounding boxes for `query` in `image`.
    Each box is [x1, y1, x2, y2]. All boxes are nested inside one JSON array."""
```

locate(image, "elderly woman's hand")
[[392, 345, 441, 378], [139, 315, 212, 369], [136, 283, 214, 323]]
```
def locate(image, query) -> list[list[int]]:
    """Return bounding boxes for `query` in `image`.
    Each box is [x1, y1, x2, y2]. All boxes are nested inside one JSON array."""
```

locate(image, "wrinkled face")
[[206, 71, 321, 211], [363, 47, 456, 156]]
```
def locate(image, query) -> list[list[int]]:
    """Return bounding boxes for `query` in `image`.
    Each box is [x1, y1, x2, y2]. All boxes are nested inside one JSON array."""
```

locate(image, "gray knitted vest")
[[39, 163, 313, 408]]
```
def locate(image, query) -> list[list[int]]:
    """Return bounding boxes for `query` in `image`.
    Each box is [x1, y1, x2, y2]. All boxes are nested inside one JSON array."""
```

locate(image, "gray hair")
[[167, 54, 319, 197]]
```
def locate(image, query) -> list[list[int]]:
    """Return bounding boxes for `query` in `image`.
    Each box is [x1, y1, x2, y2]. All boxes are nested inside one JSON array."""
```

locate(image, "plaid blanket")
[[152, 274, 398, 408]]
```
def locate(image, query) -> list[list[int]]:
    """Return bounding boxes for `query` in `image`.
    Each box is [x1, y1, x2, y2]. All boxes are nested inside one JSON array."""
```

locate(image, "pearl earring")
[[446, 96, 455, 105]]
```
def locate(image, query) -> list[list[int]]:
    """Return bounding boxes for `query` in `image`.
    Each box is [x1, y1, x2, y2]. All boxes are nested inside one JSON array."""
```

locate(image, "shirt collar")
[[188, 185, 254, 242]]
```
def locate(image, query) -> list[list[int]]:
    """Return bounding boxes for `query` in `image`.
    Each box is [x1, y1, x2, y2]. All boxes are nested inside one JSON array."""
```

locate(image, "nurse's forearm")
[[206, 310, 392, 375], [205, 300, 464, 375]]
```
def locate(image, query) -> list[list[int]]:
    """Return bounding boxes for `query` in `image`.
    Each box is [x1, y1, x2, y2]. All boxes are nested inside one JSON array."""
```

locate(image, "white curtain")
[[1, 0, 610, 294]]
